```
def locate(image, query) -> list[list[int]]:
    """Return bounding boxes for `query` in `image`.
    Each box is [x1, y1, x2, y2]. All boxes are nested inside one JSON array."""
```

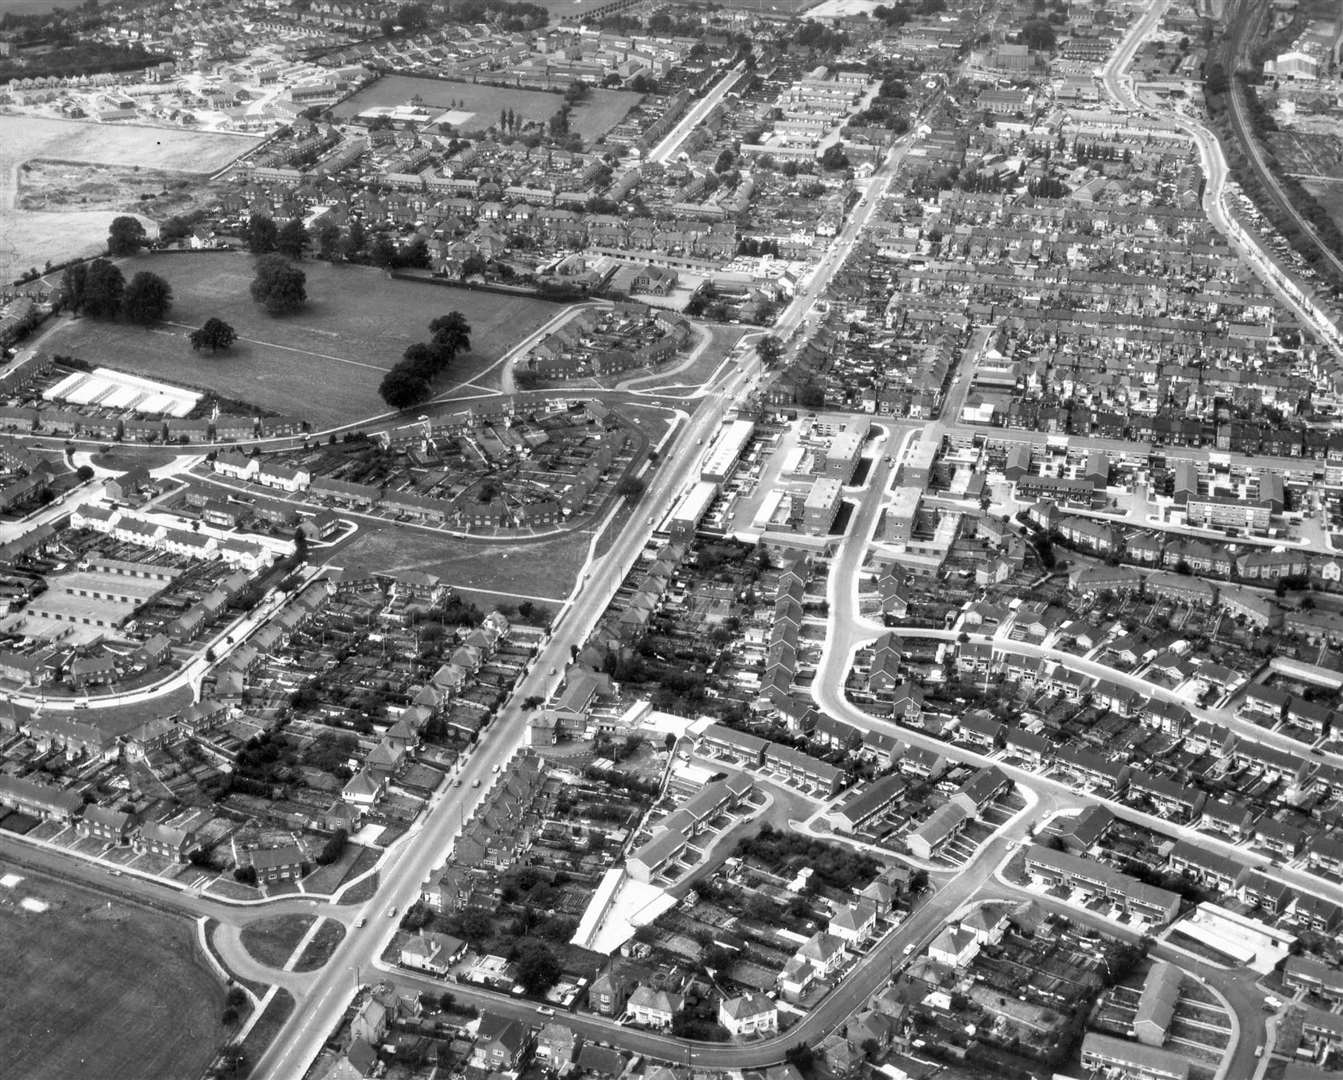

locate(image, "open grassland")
[[0, 870, 225, 1080], [328, 521, 591, 603], [240, 913, 317, 969], [45, 255, 563, 428], [332, 74, 640, 142], [0, 116, 254, 282], [295, 918, 347, 972]]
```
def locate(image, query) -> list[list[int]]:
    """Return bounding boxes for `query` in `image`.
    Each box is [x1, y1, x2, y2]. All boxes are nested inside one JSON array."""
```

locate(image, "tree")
[[75, 464, 95, 482], [60, 262, 88, 313], [403, 342, 443, 381], [379, 365, 431, 410], [107, 215, 147, 256], [245, 213, 278, 254], [315, 828, 347, 865], [122, 270, 173, 324], [756, 334, 784, 366], [81, 258, 126, 319], [1020, 18, 1056, 50], [190, 316, 238, 353], [276, 217, 309, 260], [616, 475, 645, 500], [369, 235, 398, 268], [515, 940, 561, 995], [233, 865, 258, 885], [314, 222, 341, 260], [820, 144, 849, 170], [429, 311, 471, 360], [250, 254, 307, 316], [343, 219, 367, 260]]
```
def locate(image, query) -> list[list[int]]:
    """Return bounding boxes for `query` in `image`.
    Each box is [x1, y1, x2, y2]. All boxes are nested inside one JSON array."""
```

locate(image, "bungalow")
[[400, 931, 466, 976]]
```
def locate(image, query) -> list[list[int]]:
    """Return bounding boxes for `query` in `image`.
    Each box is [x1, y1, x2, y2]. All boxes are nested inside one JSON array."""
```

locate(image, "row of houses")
[[0, 406, 304, 443], [70, 504, 273, 572]]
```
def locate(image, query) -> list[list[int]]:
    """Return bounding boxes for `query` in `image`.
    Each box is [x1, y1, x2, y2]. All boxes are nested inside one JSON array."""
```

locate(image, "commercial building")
[[700, 420, 755, 483], [668, 481, 720, 541]]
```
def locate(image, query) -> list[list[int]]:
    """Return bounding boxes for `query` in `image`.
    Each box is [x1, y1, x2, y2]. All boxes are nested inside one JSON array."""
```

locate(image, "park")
[[45, 253, 564, 428], [0, 869, 226, 1080]]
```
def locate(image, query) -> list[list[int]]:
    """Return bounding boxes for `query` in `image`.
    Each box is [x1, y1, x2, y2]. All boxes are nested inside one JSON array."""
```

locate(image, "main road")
[[1100, 0, 1343, 353], [253, 92, 953, 1079]]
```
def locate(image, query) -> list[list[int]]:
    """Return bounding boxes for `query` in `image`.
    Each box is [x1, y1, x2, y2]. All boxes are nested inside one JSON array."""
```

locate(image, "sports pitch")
[[46, 254, 565, 428], [0, 870, 225, 1080], [332, 75, 642, 142]]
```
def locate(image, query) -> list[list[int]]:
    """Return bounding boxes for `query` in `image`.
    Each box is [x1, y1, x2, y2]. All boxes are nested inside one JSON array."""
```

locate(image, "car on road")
[[537, 1006, 555, 1016], [492, 764, 501, 773], [472, 779, 481, 788], [356, 916, 366, 927], [454, 778, 463, 786], [902, 943, 915, 956], [387, 906, 397, 918]]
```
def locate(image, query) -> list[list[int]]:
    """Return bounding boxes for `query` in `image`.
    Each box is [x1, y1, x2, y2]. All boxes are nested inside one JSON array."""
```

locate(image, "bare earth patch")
[[0, 116, 254, 282]]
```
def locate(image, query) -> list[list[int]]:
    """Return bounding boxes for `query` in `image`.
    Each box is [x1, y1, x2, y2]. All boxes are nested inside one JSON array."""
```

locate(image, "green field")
[[329, 521, 592, 603], [332, 74, 642, 142], [294, 918, 346, 972], [45, 254, 564, 428], [240, 913, 317, 969], [0, 871, 225, 1080]]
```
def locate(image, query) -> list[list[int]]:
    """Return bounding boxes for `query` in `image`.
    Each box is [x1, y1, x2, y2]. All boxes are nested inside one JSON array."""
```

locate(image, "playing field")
[[0, 870, 225, 1080], [45, 254, 565, 428], [0, 116, 255, 283], [332, 74, 641, 143], [329, 521, 592, 603]]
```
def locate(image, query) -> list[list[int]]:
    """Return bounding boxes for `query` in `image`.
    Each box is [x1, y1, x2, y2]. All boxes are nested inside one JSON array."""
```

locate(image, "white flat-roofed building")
[[802, 477, 843, 535], [701, 419, 755, 483], [669, 480, 720, 541]]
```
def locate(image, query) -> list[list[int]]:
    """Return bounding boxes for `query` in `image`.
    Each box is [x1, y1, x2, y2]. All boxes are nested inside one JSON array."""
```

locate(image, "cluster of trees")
[[245, 213, 310, 260], [378, 311, 472, 409], [1026, 176, 1068, 199], [1018, 18, 1057, 50], [61, 259, 173, 324], [820, 144, 850, 171], [736, 237, 781, 257], [189, 317, 238, 354], [250, 254, 308, 316], [870, 0, 945, 26]]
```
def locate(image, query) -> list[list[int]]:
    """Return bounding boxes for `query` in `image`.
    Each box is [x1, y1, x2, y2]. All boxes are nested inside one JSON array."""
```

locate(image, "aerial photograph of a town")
[[10, 0, 1343, 1076]]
